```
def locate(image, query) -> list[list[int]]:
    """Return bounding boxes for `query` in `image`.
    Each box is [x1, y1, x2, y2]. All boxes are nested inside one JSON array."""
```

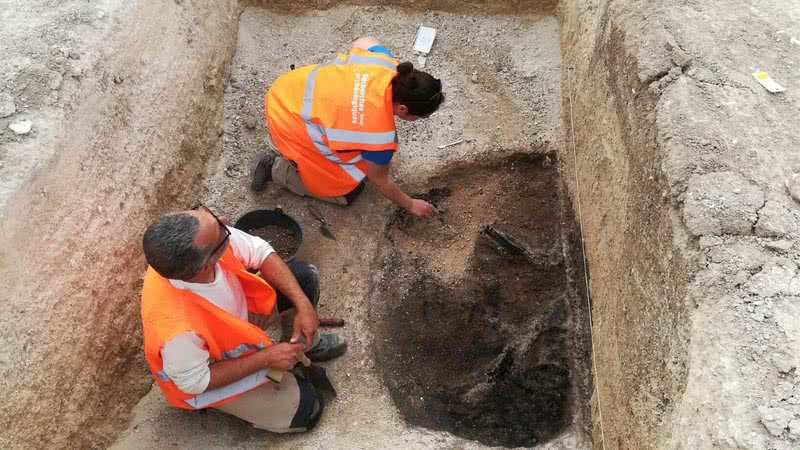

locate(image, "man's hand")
[[291, 305, 319, 349], [261, 343, 306, 371], [408, 199, 435, 218]]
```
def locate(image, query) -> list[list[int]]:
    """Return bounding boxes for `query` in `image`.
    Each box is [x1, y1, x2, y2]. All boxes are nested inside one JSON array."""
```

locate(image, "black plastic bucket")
[[233, 208, 303, 263]]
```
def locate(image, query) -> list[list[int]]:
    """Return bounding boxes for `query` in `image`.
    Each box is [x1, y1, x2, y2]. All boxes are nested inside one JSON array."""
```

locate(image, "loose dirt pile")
[[245, 225, 299, 259]]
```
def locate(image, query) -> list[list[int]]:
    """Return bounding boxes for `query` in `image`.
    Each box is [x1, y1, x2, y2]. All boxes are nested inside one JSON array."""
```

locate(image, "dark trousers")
[[275, 261, 320, 313]]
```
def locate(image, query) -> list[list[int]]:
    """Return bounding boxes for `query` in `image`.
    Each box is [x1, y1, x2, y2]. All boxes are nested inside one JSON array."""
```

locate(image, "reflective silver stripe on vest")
[[220, 342, 266, 360], [158, 342, 266, 382], [325, 128, 396, 146], [301, 66, 366, 183], [184, 369, 271, 409], [156, 370, 171, 381], [344, 54, 398, 71]]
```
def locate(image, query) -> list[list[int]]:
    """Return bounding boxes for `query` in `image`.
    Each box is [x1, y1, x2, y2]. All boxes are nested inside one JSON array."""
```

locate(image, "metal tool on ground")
[[479, 224, 562, 268], [294, 334, 337, 396], [308, 204, 337, 240], [437, 138, 472, 150], [319, 318, 345, 327]]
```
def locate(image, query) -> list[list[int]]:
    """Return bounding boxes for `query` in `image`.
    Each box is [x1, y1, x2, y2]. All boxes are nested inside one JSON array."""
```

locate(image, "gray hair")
[[142, 213, 208, 280]]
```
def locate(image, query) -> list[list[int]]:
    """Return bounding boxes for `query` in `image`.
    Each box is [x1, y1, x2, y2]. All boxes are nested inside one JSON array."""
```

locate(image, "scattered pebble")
[[786, 173, 800, 204], [244, 117, 257, 130], [765, 240, 793, 252], [0, 93, 15, 118], [470, 72, 479, 83], [760, 406, 793, 437], [774, 382, 794, 400], [9, 119, 32, 135], [755, 200, 798, 238], [789, 419, 800, 439], [68, 51, 80, 60], [48, 71, 63, 90], [113, 75, 124, 84], [773, 353, 797, 374], [671, 47, 692, 68], [684, 171, 764, 236]]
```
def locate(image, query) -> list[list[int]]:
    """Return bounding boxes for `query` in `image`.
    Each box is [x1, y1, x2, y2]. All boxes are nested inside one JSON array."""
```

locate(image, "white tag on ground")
[[414, 26, 437, 54], [753, 71, 786, 93]]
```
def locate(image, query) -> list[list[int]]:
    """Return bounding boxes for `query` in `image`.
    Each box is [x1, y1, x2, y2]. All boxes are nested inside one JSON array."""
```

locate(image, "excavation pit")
[[370, 154, 590, 447]]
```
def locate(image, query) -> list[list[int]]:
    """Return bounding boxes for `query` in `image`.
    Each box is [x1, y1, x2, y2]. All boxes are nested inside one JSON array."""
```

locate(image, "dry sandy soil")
[[1, 0, 800, 449]]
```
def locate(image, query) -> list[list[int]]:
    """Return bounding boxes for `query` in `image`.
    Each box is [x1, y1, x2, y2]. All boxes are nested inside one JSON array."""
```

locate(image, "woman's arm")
[[365, 161, 434, 217]]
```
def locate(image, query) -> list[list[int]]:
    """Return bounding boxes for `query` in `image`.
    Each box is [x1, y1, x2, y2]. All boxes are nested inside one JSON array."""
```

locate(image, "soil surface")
[[371, 155, 582, 447], [245, 225, 299, 260]]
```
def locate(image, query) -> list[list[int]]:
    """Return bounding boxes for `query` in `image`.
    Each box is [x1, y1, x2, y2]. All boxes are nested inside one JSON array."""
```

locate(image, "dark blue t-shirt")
[[359, 45, 397, 166]]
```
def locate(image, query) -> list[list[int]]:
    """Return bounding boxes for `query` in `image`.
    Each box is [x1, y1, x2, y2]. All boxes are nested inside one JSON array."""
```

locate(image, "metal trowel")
[[308, 204, 337, 240]]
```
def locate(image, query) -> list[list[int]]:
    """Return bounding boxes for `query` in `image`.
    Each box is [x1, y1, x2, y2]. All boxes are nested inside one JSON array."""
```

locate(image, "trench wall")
[[0, 1, 240, 448], [559, 0, 690, 448]]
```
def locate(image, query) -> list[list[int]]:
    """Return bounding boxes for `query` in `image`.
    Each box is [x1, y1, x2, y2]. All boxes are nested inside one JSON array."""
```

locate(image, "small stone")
[[786, 173, 800, 203], [48, 71, 63, 90], [9, 119, 32, 135], [755, 201, 799, 238], [760, 406, 793, 436], [765, 240, 793, 252], [70, 67, 82, 79], [68, 51, 80, 60], [470, 72, 479, 83], [684, 171, 765, 236], [746, 257, 797, 297], [775, 382, 794, 400], [671, 47, 693, 68], [774, 354, 796, 374], [699, 235, 723, 248], [668, 66, 683, 78], [113, 75, 124, 84], [731, 270, 750, 286], [244, 117, 257, 130], [417, 55, 427, 68], [0, 93, 15, 118], [790, 419, 800, 439], [96, 11, 106, 19]]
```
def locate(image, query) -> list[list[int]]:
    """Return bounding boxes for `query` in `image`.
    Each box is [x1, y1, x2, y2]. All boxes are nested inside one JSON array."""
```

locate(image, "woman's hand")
[[408, 199, 435, 217]]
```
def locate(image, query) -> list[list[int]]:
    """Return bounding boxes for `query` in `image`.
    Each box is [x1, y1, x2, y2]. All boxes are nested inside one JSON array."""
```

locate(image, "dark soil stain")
[[370, 154, 587, 447]]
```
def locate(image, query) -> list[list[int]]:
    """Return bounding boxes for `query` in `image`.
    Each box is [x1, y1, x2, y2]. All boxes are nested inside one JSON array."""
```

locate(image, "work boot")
[[251, 152, 275, 192], [306, 333, 347, 362]]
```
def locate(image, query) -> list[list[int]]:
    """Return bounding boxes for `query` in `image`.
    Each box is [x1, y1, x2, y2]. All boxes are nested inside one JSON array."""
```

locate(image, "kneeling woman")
[[253, 37, 444, 218]]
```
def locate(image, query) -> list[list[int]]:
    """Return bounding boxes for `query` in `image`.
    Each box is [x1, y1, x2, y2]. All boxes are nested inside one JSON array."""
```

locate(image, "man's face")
[[189, 208, 230, 267]]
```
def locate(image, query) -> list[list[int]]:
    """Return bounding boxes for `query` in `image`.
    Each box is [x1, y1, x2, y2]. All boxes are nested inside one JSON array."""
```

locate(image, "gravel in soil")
[[246, 225, 298, 259]]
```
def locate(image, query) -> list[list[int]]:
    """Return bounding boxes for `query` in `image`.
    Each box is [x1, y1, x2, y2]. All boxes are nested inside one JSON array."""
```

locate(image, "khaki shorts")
[[214, 371, 321, 433], [265, 132, 362, 206]]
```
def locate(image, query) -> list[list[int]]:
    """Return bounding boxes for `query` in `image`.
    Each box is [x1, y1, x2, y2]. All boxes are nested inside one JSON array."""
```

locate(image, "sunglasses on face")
[[192, 204, 231, 265]]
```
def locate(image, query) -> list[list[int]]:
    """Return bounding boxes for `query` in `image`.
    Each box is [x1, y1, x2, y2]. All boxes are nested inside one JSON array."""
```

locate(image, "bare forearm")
[[373, 177, 413, 210], [259, 253, 313, 311], [207, 351, 267, 390]]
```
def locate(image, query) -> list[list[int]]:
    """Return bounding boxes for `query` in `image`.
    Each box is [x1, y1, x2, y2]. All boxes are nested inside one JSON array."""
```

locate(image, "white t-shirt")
[[161, 226, 274, 395]]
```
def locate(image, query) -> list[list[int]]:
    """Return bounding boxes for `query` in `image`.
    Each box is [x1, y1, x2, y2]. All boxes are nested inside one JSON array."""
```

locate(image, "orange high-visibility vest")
[[141, 246, 277, 410], [266, 48, 399, 198]]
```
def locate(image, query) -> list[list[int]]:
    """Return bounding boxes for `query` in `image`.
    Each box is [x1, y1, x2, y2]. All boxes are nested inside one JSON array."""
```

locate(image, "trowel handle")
[[267, 352, 311, 383], [296, 351, 311, 367]]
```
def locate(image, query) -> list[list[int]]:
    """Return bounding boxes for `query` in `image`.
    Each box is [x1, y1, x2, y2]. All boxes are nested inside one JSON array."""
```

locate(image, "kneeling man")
[[140, 205, 345, 432]]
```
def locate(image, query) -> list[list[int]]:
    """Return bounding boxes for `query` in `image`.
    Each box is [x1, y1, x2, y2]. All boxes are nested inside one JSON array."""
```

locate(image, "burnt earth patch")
[[370, 155, 586, 447]]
